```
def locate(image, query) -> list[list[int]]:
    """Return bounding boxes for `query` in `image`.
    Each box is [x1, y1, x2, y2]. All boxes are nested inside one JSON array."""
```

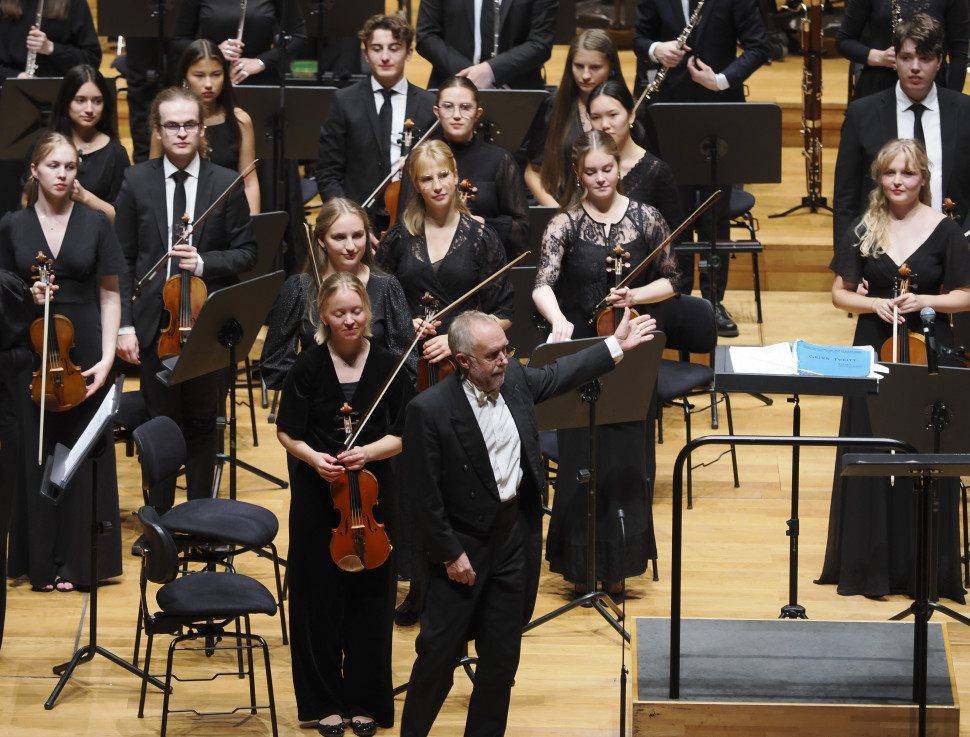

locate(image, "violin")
[[878, 262, 928, 364], [458, 178, 478, 206], [158, 213, 207, 360], [329, 402, 391, 572], [415, 291, 458, 392], [29, 252, 86, 414], [594, 244, 640, 336]]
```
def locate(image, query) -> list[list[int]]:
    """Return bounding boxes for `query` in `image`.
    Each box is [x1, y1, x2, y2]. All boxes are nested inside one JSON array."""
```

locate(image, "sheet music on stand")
[[40, 376, 123, 502]]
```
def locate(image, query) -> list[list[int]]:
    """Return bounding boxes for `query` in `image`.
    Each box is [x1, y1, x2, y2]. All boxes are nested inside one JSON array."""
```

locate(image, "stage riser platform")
[[633, 618, 960, 737]]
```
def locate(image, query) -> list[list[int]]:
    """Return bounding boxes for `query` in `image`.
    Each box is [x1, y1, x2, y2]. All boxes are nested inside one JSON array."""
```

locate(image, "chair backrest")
[[133, 416, 186, 511], [136, 506, 181, 585], [655, 294, 718, 357]]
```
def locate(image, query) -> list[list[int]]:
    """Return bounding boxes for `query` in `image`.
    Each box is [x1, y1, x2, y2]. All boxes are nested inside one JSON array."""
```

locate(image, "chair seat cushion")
[[156, 571, 279, 618], [161, 499, 279, 548], [657, 359, 715, 403]]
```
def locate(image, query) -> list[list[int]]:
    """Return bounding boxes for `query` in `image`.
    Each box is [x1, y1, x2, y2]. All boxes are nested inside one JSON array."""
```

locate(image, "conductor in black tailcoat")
[[415, 0, 557, 90], [315, 14, 436, 227], [399, 308, 657, 737], [115, 86, 256, 500]]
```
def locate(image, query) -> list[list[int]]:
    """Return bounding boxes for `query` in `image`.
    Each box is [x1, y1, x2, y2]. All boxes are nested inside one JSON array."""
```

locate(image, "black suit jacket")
[[314, 78, 437, 217], [633, 0, 769, 103], [416, 0, 556, 90], [115, 157, 257, 347], [403, 342, 615, 569], [832, 85, 970, 246]]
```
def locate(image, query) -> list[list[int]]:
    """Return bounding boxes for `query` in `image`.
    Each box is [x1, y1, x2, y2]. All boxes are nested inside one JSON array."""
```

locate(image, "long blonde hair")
[[402, 140, 471, 235], [854, 138, 932, 257], [23, 132, 78, 208]]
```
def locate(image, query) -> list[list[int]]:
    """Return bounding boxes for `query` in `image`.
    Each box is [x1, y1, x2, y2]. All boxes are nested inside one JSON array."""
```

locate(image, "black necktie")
[[379, 88, 394, 166], [171, 169, 189, 247], [909, 103, 927, 149], [481, 1, 497, 61]]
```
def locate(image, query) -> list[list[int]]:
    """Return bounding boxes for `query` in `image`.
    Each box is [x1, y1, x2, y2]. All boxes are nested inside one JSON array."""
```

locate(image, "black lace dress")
[[260, 269, 416, 390], [377, 215, 514, 330], [817, 216, 970, 602], [623, 152, 683, 232], [536, 200, 677, 584], [396, 137, 530, 260]]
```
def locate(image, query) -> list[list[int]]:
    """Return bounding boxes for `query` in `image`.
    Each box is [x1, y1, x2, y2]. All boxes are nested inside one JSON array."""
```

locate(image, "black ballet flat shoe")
[[350, 718, 377, 737], [317, 720, 345, 736]]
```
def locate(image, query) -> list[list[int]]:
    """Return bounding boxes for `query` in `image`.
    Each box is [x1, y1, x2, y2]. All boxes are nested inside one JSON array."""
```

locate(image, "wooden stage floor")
[[4, 290, 970, 736]]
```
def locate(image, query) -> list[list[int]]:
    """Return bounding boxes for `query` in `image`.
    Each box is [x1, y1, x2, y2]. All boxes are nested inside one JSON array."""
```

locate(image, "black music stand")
[[0, 78, 61, 159], [235, 86, 335, 161], [42, 377, 167, 708], [842, 454, 970, 737], [157, 272, 287, 499], [473, 90, 549, 154], [98, 0, 180, 94], [300, 0, 382, 83], [525, 333, 665, 642], [649, 103, 781, 317]]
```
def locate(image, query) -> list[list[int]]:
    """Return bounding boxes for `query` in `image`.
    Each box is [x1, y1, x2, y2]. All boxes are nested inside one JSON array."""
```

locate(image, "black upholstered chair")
[[654, 295, 739, 508], [135, 506, 279, 737], [131, 416, 287, 658]]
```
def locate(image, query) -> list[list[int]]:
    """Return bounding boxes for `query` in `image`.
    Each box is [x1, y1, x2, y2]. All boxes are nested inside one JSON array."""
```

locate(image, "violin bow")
[[362, 119, 442, 210], [36, 254, 51, 465], [303, 221, 323, 288], [593, 190, 721, 311], [344, 250, 529, 450], [132, 159, 259, 298]]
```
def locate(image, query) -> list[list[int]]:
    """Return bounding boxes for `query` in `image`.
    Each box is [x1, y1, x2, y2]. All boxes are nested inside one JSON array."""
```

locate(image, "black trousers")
[[401, 519, 526, 737], [139, 339, 218, 500]]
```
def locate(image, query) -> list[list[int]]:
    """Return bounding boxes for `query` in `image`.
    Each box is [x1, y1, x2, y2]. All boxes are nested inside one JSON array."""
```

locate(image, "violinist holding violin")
[[276, 272, 414, 737], [115, 86, 256, 501], [0, 131, 124, 593], [532, 130, 678, 597], [820, 137, 970, 602]]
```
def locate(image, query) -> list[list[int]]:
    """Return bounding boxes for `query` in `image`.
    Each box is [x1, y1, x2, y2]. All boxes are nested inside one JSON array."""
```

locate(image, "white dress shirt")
[[371, 75, 409, 181], [462, 378, 522, 501], [162, 154, 204, 277], [895, 83, 943, 213]]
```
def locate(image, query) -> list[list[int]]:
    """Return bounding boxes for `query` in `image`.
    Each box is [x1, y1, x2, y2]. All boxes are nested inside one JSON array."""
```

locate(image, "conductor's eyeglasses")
[[438, 102, 477, 117]]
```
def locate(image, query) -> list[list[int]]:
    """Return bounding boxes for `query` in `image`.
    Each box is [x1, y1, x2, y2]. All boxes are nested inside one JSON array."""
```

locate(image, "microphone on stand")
[[920, 307, 939, 376]]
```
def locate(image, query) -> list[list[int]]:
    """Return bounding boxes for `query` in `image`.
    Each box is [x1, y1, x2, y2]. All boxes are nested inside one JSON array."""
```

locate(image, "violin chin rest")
[[336, 555, 365, 573]]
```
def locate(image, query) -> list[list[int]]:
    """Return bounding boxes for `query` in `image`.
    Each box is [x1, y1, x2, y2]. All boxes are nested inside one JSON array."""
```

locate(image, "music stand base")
[[779, 603, 807, 619], [46, 644, 166, 709], [525, 590, 629, 642], [769, 195, 833, 218], [214, 452, 288, 491]]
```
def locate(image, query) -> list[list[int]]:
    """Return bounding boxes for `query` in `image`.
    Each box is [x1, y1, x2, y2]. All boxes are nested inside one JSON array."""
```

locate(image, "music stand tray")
[[299, 0, 382, 37], [0, 78, 62, 159], [474, 89, 550, 154], [242, 211, 290, 281], [97, 0, 182, 38], [233, 86, 336, 160]]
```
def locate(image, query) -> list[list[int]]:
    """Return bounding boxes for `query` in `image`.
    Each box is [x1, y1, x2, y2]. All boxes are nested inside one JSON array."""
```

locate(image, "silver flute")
[[235, 0, 247, 41], [633, 0, 707, 112], [24, 0, 45, 78]]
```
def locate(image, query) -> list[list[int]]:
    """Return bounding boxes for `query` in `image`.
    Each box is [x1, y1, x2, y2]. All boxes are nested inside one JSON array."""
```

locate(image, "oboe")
[[633, 0, 706, 112], [800, 0, 824, 206], [24, 0, 45, 78], [235, 0, 248, 41]]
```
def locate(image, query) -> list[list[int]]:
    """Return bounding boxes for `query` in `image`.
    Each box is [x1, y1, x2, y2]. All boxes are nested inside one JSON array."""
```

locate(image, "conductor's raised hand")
[[614, 308, 657, 352], [446, 552, 476, 586]]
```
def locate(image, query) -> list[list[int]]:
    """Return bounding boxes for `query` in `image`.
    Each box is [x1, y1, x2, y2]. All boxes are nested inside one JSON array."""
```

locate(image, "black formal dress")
[[377, 216, 514, 331], [115, 156, 257, 500], [837, 0, 969, 99], [0, 204, 125, 589], [0, 0, 100, 82], [537, 200, 676, 585], [172, 0, 308, 85], [260, 269, 417, 391], [277, 341, 414, 726], [817, 216, 970, 602], [415, 0, 557, 90], [204, 120, 238, 172], [521, 95, 583, 204], [399, 340, 618, 737], [396, 137, 530, 260], [0, 269, 34, 647], [623, 151, 683, 231], [19, 137, 131, 211]]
